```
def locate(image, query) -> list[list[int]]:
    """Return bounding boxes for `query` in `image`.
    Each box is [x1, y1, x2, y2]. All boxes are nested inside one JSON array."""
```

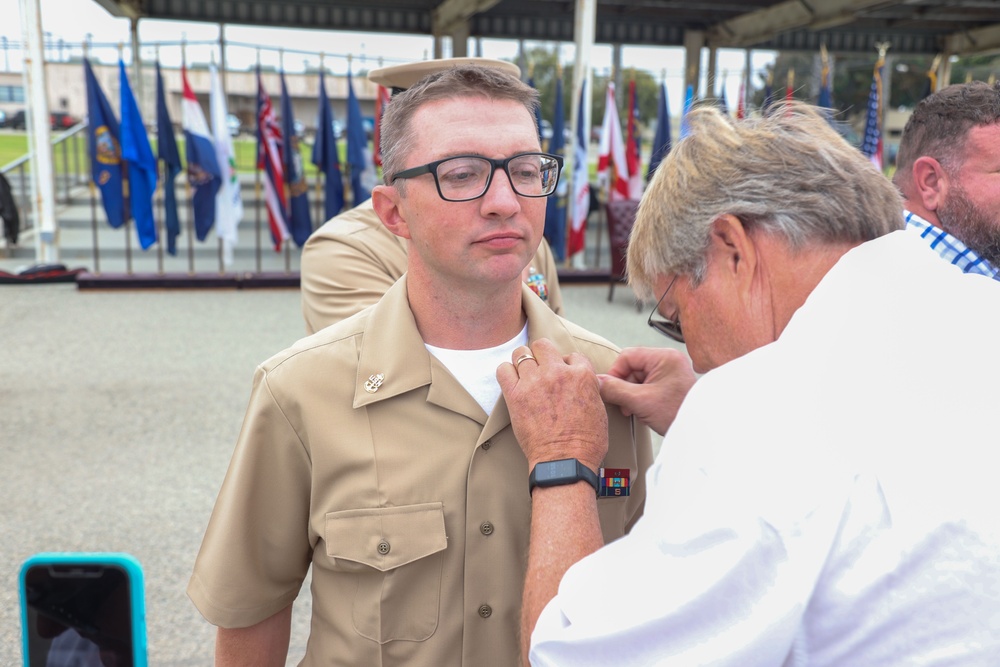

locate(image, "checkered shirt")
[[904, 210, 1000, 282]]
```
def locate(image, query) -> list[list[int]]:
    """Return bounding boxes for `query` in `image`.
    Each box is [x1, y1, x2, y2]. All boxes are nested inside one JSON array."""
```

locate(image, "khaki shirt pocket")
[[325, 502, 447, 644]]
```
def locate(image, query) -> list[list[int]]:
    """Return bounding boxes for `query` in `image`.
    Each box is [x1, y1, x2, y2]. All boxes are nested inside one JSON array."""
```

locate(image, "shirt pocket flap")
[[325, 502, 447, 572]]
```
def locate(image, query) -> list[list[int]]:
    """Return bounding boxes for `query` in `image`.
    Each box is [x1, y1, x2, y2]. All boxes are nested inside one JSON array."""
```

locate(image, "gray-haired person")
[[497, 103, 1000, 666]]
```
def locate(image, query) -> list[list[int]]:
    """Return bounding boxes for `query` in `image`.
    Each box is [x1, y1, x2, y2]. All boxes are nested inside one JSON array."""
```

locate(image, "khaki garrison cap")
[[368, 57, 522, 91]]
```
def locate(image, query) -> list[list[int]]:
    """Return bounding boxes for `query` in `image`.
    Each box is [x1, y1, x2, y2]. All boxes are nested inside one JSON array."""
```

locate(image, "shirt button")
[[377, 540, 390, 555], [480, 521, 494, 536], [478, 604, 492, 618], [481, 440, 492, 451]]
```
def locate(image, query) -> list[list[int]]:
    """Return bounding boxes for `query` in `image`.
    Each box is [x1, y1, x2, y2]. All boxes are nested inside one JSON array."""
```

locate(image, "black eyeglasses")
[[391, 152, 563, 202], [648, 276, 684, 343]]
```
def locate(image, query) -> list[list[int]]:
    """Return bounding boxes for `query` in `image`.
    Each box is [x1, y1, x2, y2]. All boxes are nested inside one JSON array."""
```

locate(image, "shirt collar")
[[903, 209, 1000, 280]]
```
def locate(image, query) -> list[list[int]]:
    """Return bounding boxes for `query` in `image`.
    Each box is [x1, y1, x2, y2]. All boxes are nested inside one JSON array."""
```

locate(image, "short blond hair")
[[380, 65, 539, 189], [628, 102, 903, 298]]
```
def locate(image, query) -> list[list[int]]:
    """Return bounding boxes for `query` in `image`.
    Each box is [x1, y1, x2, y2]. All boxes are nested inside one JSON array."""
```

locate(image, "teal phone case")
[[19, 552, 148, 667]]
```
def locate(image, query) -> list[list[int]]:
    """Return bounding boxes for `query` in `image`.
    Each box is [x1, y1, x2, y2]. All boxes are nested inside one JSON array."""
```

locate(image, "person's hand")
[[598, 347, 697, 436], [497, 338, 608, 472]]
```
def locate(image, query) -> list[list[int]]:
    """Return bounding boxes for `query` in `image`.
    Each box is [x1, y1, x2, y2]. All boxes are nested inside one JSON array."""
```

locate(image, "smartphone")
[[19, 552, 148, 667]]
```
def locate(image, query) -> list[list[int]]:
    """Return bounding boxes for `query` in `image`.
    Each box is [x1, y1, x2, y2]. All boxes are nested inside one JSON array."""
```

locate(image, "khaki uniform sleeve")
[[188, 366, 313, 628], [300, 217, 405, 335]]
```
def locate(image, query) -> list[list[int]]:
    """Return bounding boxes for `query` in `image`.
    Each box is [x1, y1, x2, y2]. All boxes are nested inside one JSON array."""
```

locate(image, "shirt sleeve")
[[300, 223, 404, 334], [187, 365, 314, 628], [529, 371, 855, 666]]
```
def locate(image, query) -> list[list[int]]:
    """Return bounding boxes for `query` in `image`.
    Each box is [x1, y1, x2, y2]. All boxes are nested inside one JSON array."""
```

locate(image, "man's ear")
[[371, 185, 411, 239], [707, 214, 757, 291], [910, 156, 949, 213]]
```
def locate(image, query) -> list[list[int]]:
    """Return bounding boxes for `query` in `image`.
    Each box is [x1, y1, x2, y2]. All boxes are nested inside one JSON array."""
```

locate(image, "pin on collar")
[[364, 373, 385, 393]]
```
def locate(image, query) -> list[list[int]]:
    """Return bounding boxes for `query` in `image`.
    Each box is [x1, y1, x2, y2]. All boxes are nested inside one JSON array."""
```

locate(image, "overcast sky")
[[1, 0, 775, 115]]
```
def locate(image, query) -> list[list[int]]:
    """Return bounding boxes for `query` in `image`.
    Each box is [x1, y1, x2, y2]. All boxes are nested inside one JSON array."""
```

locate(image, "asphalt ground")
[[0, 280, 681, 665]]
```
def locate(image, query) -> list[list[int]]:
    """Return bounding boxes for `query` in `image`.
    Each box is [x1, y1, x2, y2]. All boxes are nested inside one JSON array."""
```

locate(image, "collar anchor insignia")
[[364, 373, 385, 393]]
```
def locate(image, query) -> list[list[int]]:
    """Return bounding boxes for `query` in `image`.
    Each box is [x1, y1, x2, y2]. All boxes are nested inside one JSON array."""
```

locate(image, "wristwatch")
[[529, 458, 599, 496]]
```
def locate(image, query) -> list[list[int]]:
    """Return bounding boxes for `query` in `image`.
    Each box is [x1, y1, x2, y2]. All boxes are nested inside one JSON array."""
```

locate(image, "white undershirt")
[[425, 323, 529, 416]]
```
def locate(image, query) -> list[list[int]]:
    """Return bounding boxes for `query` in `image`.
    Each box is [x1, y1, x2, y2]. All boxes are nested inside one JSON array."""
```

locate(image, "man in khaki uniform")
[[188, 65, 651, 666], [300, 57, 564, 334]]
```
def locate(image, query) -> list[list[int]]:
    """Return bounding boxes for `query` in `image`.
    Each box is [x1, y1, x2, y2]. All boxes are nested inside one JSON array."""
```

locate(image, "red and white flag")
[[256, 68, 290, 250], [625, 79, 644, 200], [597, 82, 631, 202]]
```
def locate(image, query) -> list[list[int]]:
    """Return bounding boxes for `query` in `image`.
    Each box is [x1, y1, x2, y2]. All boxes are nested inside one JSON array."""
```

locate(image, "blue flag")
[[346, 70, 376, 206], [680, 84, 695, 138], [312, 69, 345, 221], [544, 74, 567, 262], [84, 58, 124, 229], [155, 62, 182, 255], [119, 60, 157, 250], [647, 82, 671, 182], [181, 66, 222, 241], [280, 71, 312, 247]]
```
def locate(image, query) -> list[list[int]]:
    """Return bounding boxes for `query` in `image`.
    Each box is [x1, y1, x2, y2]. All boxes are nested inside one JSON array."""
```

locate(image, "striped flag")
[[256, 66, 290, 250], [181, 66, 222, 241], [209, 64, 243, 266], [568, 80, 590, 259], [625, 78, 643, 200], [860, 51, 886, 171], [597, 82, 630, 202]]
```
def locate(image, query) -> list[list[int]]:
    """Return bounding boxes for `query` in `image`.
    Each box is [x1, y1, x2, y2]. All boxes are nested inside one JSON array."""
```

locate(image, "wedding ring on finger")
[[514, 353, 536, 370]]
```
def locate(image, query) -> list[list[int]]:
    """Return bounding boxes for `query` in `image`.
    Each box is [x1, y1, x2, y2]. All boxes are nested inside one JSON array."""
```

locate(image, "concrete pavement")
[[0, 279, 680, 666]]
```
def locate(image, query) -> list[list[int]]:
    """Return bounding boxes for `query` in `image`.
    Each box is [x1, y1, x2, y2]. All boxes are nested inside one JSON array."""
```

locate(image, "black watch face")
[[537, 459, 577, 484]]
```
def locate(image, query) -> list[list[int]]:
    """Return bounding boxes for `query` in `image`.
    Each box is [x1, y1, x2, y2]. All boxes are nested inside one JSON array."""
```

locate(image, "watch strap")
[[528, 458, 600, 496]]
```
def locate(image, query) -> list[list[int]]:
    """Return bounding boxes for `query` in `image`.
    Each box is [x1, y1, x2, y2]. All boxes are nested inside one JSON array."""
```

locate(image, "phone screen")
[[22, 563, 136, 667]]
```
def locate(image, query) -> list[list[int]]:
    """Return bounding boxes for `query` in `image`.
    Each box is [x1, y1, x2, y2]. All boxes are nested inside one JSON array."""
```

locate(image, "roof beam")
[[944, 22, 1000, 56], [434, 0, 502, 34], [707, 0, 897, 48], [90, 0, 143, 20]]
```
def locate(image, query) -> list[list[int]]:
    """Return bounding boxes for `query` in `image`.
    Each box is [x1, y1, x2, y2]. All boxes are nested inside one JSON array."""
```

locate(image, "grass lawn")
[[0, 131, 91, 173], [0, 131, 344, 178], [0, 133, 32, 169]]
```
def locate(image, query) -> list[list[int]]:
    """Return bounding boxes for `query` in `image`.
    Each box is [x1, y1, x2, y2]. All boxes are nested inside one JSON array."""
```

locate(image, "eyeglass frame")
[[647, 275, 684, 343], [389, 152, 564, 202]]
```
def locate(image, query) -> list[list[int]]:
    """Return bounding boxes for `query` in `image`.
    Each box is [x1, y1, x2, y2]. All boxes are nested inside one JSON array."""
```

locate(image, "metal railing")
[[0, 121, 89, 246]]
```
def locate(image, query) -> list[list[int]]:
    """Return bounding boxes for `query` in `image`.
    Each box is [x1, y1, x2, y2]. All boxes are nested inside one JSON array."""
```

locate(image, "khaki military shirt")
[[189, 278, 651, 667], [300, 199, 564, 333]]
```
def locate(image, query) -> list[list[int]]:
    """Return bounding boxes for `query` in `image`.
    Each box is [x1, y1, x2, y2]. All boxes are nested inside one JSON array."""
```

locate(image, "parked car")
[[8, 110, 80, 131], [226, 113, 241, 137], [0, 110, 7, 128], [50, 111, 79, 131]]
